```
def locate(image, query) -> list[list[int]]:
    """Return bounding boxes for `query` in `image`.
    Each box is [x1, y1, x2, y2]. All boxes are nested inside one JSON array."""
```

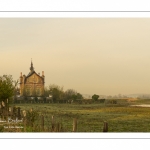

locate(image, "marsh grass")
[[9, 99, 150, 132]]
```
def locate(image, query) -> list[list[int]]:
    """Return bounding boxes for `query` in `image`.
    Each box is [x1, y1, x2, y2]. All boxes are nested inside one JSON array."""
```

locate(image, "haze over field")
[[1, 18, 150, 96]]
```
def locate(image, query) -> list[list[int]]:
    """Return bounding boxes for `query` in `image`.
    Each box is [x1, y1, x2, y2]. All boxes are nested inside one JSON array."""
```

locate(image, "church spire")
[[30, 59, 34, 72]]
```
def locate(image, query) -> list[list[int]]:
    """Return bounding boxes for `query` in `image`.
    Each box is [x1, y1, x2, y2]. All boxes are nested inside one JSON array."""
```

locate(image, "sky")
[[1, 18, 150, 96]]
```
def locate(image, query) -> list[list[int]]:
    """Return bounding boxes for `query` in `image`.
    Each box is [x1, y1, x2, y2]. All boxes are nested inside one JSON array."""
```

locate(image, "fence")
[[0, 100, 108, 132], [14, 98, 108, 104]]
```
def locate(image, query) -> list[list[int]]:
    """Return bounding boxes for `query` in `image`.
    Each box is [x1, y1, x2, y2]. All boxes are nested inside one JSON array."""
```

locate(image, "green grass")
[[133, 99, 150, 104], [9, 100, 150, 132]]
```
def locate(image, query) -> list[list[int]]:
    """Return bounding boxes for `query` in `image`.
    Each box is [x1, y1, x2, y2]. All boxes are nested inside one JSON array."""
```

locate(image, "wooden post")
[[12, 107, 16, 120], [103, 121, 108, 132], [24, 117, 26, 132], [41, 115, 44, 131], [1, 101, 5, 115], [30, 108, 33, 127], [59, 123, 62, 132], [23, 110, 26, 132], [56, 123, 60, 132], [73, 118, 77, 132], [0, 103, 1, 109], [18, 107, 21, 120], [6, 101, 9, 121], [6, 99, 9, 113], [0, 104, 1, 115], [51, 115, 54, 131], [10, 107, 13, 118], [8, 107, 11, 114], [2, 101, 7, 120]]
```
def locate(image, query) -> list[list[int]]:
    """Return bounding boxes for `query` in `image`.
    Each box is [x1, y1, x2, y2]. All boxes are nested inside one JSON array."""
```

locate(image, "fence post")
[[103, 121, 108, 132], [41, 115, 44, 131], [8, 107, 11, 116], [24, 117, 26, 132], [10, 107, 13, 119], [12, 107, 16, 120], [0, 104, 2, 120], [18, 107, 21, 120], [0, 104, 1, 114], [51, 115, 54, 131], [22, 110, 26, 132], [1, 101, 5, 120], [4, 103, 7, 121], [56, 123, 60, 132], [6, 104, 8, 121], [73, 118, 77, 132], [6, 99, 9, 116]]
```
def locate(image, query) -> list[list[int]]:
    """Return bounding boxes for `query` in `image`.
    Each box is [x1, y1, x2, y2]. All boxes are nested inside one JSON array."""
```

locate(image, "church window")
[[36, 88, 41, 96], [26, 88, 31, 96]]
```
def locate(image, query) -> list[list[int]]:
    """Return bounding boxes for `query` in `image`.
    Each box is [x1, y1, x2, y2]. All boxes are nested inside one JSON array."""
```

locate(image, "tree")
[[92, 94, 99, 101], [64, 89, 83, 101], [47, 84, 64, 102], [64, 89, 77, 100], [45, 85, 83, 103], [0, 75, 18, 103], [76, 93, 83, 100], [44, 86, 49, 97]]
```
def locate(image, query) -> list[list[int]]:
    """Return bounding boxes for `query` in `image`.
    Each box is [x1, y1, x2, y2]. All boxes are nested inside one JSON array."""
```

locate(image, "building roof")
[[24, 61, 44, 83]]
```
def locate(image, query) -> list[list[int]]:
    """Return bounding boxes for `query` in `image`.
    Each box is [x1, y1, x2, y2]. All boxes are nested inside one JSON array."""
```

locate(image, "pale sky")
[[1, 18, 150, 96]]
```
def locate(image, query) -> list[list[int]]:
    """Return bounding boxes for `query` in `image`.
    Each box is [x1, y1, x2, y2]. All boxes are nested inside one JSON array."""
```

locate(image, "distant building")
[[19, 61, 45, 97]]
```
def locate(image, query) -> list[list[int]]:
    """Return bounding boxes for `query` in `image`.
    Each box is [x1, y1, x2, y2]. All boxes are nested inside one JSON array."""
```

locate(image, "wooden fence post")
[[23, 110, 26, 132], [6, 99, 9, 109], [24, 117, 26, 132], [41, 115, 44, 131], [18, 107, 21, 120], [12, 106, 16, 120], [73, 118, 77, 132], [10, 107, 13, 118], [103, 121, 108, 132], [2, 101, 7, 120], [8, 107, 11, 115], [0, 104, 2, 120], [51, 115, 54, 131], [0, 104, 1, 112], [56, 123, 60, 132]]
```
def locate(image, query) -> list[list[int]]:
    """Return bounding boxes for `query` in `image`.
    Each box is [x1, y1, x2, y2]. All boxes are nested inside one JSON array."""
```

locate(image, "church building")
[[19, 61, 45, 97]]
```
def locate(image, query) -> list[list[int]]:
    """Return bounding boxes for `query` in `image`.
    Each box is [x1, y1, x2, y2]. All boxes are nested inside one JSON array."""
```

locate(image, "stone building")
[[19, 61, 45, 97]]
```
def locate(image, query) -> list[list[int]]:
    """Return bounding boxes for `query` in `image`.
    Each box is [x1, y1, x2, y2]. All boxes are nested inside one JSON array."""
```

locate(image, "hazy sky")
[[1, 18, 150, 96]]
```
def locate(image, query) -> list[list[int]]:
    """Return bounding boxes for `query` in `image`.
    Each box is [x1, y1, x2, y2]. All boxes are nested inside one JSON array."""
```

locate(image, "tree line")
[[0, 74, 101, 104], [44, 84, 83, 103]]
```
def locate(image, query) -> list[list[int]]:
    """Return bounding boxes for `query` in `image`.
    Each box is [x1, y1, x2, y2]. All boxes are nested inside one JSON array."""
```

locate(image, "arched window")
[[36, 88, 41, 96], [26, 88, 31, 96]]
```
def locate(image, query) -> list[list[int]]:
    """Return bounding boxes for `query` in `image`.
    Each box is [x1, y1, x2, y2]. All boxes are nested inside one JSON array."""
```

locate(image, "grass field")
[[9, 98, 150, 132]]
